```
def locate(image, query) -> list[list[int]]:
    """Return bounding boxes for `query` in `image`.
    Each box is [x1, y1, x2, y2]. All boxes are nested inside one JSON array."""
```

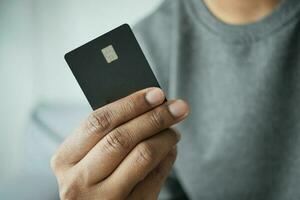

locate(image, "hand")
[[50, 87, 189, 200]]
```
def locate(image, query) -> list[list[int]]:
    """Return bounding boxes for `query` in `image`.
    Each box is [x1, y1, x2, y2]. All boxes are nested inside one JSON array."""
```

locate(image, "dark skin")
[[51, 88, 189, 199], [51, 1, 281, 199]]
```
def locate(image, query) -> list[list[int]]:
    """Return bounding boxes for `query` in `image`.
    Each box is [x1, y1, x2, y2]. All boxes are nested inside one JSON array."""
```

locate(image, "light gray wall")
[[0, 0, 162, 178]]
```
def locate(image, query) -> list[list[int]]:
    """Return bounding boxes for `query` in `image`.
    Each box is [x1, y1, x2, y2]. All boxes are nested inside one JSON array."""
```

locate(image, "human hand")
[[51, 87, 189, 199]]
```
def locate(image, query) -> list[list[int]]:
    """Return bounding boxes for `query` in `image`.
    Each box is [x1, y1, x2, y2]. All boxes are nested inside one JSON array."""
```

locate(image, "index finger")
[[51, 87, 165, 167]]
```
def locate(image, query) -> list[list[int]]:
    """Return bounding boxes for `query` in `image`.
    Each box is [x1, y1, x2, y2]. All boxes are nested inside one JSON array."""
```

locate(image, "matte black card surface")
[[65, 24, 162, 110]]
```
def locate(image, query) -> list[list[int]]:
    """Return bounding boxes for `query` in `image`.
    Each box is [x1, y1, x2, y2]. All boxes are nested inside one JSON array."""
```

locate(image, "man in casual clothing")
[[52, 0, 300, 199]]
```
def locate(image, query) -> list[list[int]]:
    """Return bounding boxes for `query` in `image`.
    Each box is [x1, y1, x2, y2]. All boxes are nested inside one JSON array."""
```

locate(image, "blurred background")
[[0, 0, 162, 198]]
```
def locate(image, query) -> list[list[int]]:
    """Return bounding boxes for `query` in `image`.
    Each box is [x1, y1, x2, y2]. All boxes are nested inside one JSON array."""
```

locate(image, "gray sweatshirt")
[[133, 0, 300, 199]]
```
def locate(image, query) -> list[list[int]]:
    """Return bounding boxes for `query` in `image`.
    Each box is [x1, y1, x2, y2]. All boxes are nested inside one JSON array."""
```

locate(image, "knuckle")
[[122, 95, 136, 114], [60, 187, 77, 200], [149, 108, 165, 129], [50, 154, 60, 172], [169, 130, 179, 142], [152, 165, 167, 182], [163, 129, 179, 143], [59, 181, 79, 200], [59, 171, 85, 200], [87, 109, 113, 133], [100, 186, 123, 200], [135, 142, 157, 166], [152, 149, 177, 182], [166, 147, 178, 165], [169, 146, 178, 159], [103, 127, 133, 152]]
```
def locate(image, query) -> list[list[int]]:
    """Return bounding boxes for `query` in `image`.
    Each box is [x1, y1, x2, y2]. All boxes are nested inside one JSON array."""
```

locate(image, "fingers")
[[97, 129, 181, 199], [51, 87, 165, 168], [127, 146, 177, 200], [78, 100, 189, 183]]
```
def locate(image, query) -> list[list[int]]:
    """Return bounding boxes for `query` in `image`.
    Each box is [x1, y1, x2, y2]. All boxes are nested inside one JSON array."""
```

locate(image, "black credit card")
[[65, 24, 162, 110]]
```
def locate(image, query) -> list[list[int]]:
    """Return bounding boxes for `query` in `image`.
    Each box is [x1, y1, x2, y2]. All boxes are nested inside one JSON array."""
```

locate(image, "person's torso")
[[134, 0, 300, 199]]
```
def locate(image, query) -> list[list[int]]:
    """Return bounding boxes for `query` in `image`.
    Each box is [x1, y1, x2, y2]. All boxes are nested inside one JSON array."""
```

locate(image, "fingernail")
[[168, 100, 188, 118], [145, 88, 164, 105]]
